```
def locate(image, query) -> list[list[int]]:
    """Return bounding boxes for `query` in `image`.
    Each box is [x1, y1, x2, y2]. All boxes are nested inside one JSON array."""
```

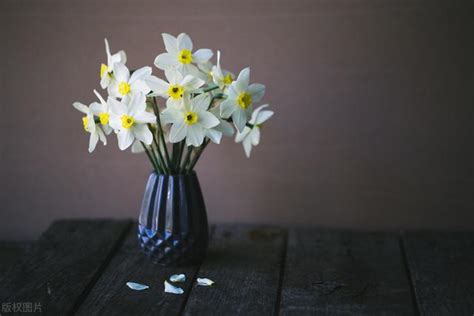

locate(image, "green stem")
[[188, 139, 210, 171], [141, 142, 161, 173], [152, 97, 172, 170], [180, 145, 193, 173], [149, 124, 168, 173], [203, 84, 219, 93]]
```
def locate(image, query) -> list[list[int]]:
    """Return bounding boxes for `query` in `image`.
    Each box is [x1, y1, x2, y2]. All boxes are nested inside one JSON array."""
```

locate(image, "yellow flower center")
[[184, 111, 198, 125], [237, 92, 252, 109], [167, 85, 184, 100], [99, 112, 109, 125], [118, 81, 131, 96], [121, 115, 135, 129], [178, 49, 193, 64], [100, 64, 109, 78], [82, 116, 89, 132], [224, 74, 233, 85]]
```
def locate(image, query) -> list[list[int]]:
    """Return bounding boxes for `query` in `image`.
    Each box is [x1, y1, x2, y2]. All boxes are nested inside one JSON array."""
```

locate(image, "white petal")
[[216, 120, 235, 137], [196, 278, 215, 286], [192, 94, 211, 112], [254, 110, 273, 125], [177, 33, 193, 51], [250, 127, 261, 146], [236, 67, 250, 91], [205, 128, 222, 144], [118, 130, 134, 150], [134, 111, 157, 124], [133, 124, 153, 145], [128, 93, 146, 117], [109, 113, 122, 130], [130, 66, 152, 84], [155, 53, 179, 70], [89, 102, 103, 115], [169, 274, 186, 283], [109, 98, 127, 115], [179, 63, 204, 80], [93, 89, 107, 106], [249, 104, 269, 123], [243, 137, 252, 158], [131, 140, 146, 153], [247, 83, 265, 103], [164, 280, 184, 295], [162, 33, 178, 53], [192, 49, 213, 64], [186, 125, 204, 147], [104, 38, 111, 58], [161, 108, 182, 124], [198, 111, 219, 128], [145, 76, 169, 96], [219, 99, 235, 119], [113, 63, 130, 82], [181, 75, 204, 91], [130, 80, 151, 95], [97, 126, 107, 145], [100, 75, 111, 89], [233, 108, 248, 132], [126, 282, 149, 291], [88, 131, 99, 153], [235, 127, 251, 143], [165, 68, 181, 84], [169, 121, 187, 143], [73, 102, 89, 114]]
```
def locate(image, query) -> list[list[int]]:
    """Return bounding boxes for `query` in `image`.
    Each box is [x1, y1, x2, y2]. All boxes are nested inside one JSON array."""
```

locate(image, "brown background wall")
[[1, 0, 473, 240]]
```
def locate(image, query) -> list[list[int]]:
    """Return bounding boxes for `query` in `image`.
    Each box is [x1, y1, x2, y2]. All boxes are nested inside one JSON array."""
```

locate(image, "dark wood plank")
[[280, 228, 416, 315], [0, 219, 131, 315], [76, 224, 208, 316], [0, 241, 32, 279], [183, 225, 286, 316], [403, 231, 474, 315]]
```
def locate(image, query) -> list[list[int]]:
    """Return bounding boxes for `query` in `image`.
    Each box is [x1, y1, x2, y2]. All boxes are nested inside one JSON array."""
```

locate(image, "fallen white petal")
[[170, 274, 186, 283], [164, 280, 184, 294], [197, 278, 215, 286], [126, 282, 149, 291]]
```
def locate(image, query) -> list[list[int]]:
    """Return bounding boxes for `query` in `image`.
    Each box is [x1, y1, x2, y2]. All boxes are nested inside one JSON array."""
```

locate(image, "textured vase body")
[[137, 171, 209, 265]]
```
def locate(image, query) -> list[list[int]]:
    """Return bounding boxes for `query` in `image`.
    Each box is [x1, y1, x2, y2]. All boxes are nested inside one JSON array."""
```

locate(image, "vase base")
[[137, 224, 206, 266]]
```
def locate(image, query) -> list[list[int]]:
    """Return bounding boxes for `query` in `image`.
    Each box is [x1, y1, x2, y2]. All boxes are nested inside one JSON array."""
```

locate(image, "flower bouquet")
[[72, 33, 274, 265]]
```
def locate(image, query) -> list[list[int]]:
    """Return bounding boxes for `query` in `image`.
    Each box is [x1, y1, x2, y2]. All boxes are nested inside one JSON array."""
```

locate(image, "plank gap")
[[178, 225, 216, 316], [70, 220, 133, 314], [273, 228, 288, 316], [399, 234, 421, 316]]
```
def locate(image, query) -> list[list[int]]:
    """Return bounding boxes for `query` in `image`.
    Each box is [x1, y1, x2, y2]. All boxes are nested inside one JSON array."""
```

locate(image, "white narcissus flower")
[[211, 51, 234, 90], [100, 38, 127, 89], [154, 33, 213, 80], [108, 63, 152, 101], [209, 106, 234, 142], [146, 68, 204, 108], [161, 94, 220, 146], [220, 67, 265, 132], [235, 104, 273, 158], [72, 102, 107, 153], [89, 90, 113, 135], [109, 93, 157, 150]]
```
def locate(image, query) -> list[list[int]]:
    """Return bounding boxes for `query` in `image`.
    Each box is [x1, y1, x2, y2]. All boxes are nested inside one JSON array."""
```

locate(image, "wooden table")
[[1, 220, 473, 315]]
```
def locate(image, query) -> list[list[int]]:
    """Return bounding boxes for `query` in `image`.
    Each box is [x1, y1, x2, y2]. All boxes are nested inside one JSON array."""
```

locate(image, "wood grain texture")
[[403, 231, 474, 315], [0, 241, 32, 279], [0, 219, 130, 315], [280, 228, 416, 315], [183, 225, 286, 316], [76, 225, 209, 316]]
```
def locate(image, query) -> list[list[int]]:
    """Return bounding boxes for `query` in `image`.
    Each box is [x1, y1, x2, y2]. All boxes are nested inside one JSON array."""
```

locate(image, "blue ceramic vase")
[[137, 171, 209, 265]]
